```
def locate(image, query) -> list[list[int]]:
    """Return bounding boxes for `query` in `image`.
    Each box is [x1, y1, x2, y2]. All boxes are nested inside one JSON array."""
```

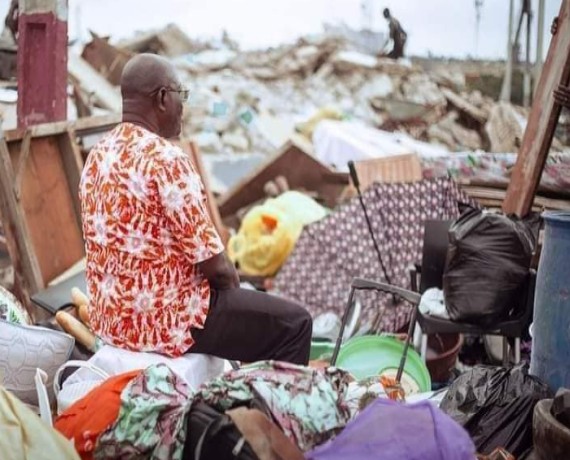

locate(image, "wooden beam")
[[0, 138, 43, 294], [13, 129, 31, 199], [57, 129, 85, 230], [178, 140, 229, 244], [503, 0, 570, 216], [3, 113, 121, 142]]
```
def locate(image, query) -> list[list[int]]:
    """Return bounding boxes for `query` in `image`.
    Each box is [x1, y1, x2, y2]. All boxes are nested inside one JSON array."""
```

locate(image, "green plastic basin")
[[335, 335, 431, 393]]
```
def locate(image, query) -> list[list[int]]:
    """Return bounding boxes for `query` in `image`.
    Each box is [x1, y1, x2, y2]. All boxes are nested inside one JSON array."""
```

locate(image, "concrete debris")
[[485, 102, 527, 153], [69, 27, 567, 162], [68, 53, 122, 113], [117, 23, 211, 57], [432, 111, 483, 151]]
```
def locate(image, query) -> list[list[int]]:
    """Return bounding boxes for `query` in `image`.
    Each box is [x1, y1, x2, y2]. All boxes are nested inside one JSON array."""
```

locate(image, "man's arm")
[[197, 251, 240, 290], [554, 85, 570, 109]]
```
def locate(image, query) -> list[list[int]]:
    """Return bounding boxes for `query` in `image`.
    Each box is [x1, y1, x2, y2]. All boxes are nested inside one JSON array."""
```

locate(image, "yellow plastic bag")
[[228, 192, 327, 276]]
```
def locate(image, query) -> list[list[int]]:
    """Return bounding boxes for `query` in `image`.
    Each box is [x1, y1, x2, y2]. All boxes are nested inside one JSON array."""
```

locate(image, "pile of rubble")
[[70, 24, 551, 162]]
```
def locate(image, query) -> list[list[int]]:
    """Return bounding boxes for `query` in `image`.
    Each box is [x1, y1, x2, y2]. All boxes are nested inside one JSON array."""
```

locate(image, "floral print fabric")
[[272, 178, 474, 333], [195, 361, 353, 452], [95, 364, 192, 460], [80, 123, 224, 357]]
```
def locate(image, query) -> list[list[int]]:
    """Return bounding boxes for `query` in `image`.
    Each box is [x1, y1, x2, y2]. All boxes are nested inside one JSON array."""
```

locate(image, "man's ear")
[[156, 87, 167, 112]]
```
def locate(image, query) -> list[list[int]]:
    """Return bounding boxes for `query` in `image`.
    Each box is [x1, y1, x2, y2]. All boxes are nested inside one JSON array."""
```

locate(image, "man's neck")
[[122, 114, 158, 133]]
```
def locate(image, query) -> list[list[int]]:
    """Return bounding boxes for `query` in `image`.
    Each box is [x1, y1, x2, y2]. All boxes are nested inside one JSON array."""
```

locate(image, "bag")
[[440, 363, 552, 457], [443, 207, 539, 325], [185, 399, 305, 460], [184, 401, 259, 460]]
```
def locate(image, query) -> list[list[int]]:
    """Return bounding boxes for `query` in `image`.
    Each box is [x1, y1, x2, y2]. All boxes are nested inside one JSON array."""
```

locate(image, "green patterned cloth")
[[95, 363, 193, 460]]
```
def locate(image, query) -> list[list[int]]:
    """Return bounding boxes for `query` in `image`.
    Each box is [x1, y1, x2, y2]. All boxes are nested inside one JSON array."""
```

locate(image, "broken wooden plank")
[[178, 140, 229, 245], [463, 184, 570, 212], [81, 31, 133, 86], [57, 129, 85, 231], [3, 113, 121, 142], [503, 0, 570, 216], [353, 153, 423, 191], [6, 135, 86, 286], [0, 137, 43, 295]]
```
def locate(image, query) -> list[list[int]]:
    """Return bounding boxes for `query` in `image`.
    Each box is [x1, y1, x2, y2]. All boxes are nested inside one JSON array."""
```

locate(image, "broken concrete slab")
[[485, 102, 527, 153], [117, 23, 208, 57], [68, 53, 121, 112], [441, 87, 489, 126]]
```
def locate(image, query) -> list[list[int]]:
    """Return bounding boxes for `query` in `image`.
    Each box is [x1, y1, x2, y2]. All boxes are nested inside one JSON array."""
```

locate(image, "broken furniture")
[[410, 220, 536, 366], [0, 115, 120, 317]]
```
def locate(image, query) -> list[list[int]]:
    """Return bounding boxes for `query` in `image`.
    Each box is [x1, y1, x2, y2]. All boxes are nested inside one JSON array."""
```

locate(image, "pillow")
[[0, 320, 75, 407], [0, 285, 32, 325]]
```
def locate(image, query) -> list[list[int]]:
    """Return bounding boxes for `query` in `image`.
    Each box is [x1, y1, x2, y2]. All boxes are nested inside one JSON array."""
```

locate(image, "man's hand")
[[197, 251, 240, 290], [554, 84, 570, 109], [551, 16, 559, 35]]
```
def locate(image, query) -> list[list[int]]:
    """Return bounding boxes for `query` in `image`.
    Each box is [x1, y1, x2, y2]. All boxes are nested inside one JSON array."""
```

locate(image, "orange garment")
[[54, 370, 140, 460], [79, 122, 224, 357]]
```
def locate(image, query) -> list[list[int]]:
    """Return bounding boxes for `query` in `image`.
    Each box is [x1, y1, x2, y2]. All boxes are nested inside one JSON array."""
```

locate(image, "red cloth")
[[54, 370, 140, 460]]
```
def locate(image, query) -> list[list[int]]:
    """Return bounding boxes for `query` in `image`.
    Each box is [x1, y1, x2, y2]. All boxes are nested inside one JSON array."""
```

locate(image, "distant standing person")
[[382, 8, 407, 59]]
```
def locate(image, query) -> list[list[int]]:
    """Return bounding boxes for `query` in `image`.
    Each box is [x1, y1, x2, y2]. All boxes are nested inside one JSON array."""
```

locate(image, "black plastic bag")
[[443, 207, 539, 325], [440, 364, 552, 457]]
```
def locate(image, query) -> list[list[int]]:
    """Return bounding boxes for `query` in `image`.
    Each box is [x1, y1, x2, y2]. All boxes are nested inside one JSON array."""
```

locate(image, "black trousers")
[[189, 288, 312, 365], [387, 41, 405, 59]]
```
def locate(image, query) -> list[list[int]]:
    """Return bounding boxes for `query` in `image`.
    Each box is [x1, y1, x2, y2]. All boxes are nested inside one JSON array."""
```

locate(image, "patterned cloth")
[[195, 361, 353, 452], [80, 123, 224, 357], [272, 178, 474, 333], [95, 364, 192, 460], [93, 362, 353, 457]]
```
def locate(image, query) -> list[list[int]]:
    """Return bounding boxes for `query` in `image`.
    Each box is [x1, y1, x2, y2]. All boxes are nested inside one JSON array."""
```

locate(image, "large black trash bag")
[[440, 364, 552, 457], [443, 207, 540, 325]]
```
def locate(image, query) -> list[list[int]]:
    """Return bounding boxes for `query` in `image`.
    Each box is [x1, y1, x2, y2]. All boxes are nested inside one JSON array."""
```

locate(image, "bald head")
[[121, 54, 184, 139], [121, 53, 179, 98]]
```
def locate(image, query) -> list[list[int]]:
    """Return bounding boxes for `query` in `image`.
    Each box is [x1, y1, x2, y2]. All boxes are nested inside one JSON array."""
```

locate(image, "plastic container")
[[531, 211, 570, 392], [533, 399, 570, 460], [335, 335, 431, 393], [425, 333, 463, 383]]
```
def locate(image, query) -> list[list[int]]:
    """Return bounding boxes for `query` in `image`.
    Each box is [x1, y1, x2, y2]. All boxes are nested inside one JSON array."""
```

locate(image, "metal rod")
[[331, 287, 356, 366], [523, 0, 532, 107], [534, 0, 546, 90], [348, 161, 392, 286], [396, 297, 419, 383], [501, 0, 515, 101]]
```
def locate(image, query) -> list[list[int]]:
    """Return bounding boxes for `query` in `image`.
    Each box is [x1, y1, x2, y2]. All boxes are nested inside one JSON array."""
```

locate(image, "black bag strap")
[[194, 413, 247, 460]]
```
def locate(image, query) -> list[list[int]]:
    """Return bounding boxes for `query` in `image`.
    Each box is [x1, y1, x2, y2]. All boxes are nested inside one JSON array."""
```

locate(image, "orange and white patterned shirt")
[[80, 123, 224, 357]]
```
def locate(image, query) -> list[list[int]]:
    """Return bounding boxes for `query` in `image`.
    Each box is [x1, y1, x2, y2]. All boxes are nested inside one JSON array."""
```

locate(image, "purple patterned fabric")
[[272, 178, 474, 333]]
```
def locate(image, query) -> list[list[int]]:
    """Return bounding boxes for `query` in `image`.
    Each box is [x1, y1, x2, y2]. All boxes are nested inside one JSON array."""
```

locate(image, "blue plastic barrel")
[[531, 211, 570, 391]]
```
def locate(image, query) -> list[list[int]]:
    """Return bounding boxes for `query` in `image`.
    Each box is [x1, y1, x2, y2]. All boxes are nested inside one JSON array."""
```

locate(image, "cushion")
[[0, 285, 31, 325], [0, 320, 75, 406]]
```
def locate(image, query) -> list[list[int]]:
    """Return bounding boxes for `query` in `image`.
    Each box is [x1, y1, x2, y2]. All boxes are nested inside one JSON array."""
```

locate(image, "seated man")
[[79, 54, 312, 365]]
